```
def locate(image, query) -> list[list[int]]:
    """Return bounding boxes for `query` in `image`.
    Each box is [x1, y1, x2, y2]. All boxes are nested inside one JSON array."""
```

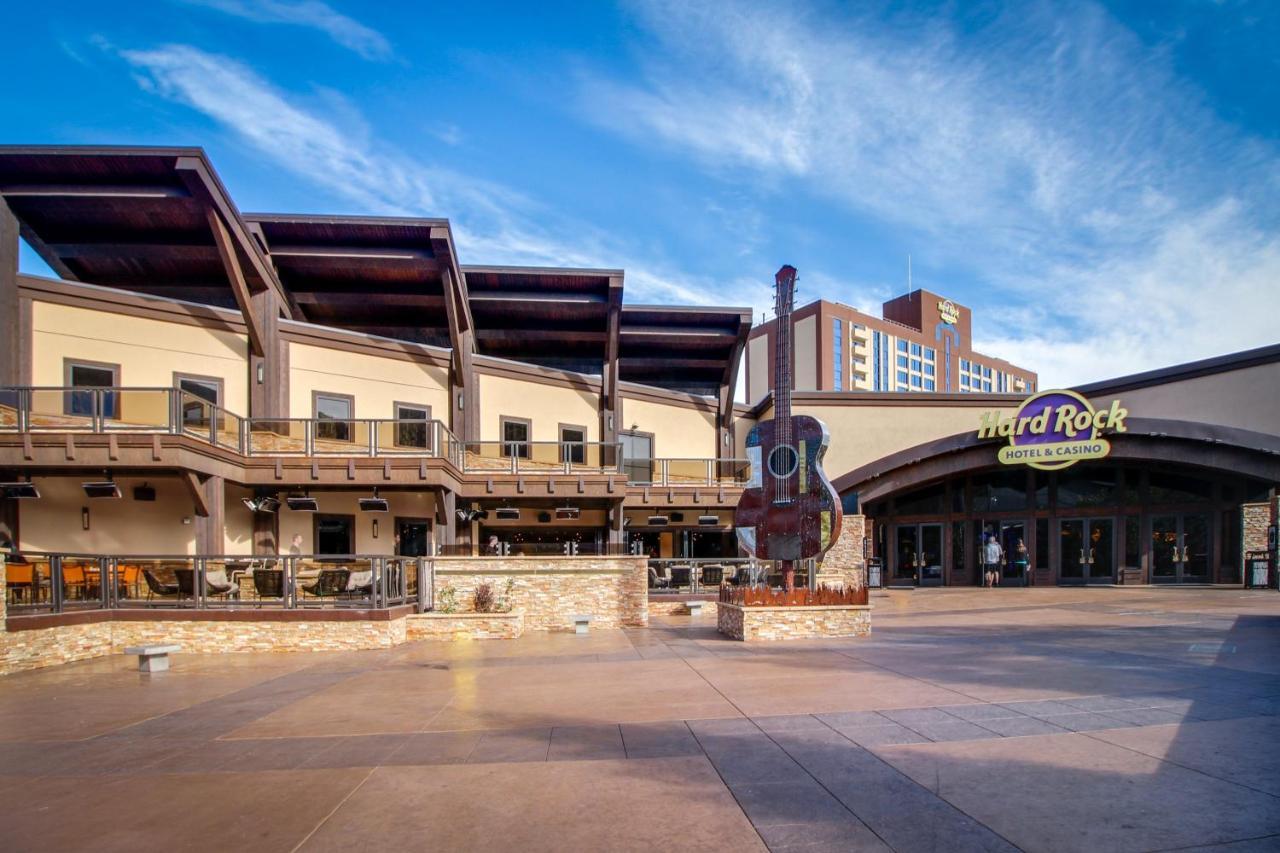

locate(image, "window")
[[910, 342, 921, 356], [65, 359, 120, 419], [873, 331, 882, 391], [924, 347, 935, 361], [897, 370, 908, 385], [314, 392, 354, 442], [910, 359, 921, 372], [897, 339, 908, 353], [560, 424, 587, 464], [924, 379, 935, 391], [832, 318, 843, 391], [910, 374, 922, 388], [896, 354, 909, 368], [314, 514, 354, 556], [960, 376, 970, 387], [983, 366, 992, 377], [501, 417, 531, 459], [982, 381, 992, 392], [961, 358, 970, 371], [923, 363, 935, 377], [394, 403, 431, 449], [175, 374, 223, 431]]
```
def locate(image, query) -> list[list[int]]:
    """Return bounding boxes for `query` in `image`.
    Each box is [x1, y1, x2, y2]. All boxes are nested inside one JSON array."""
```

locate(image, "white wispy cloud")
[[118, 43, 739, 312], [177, 0, 393, 61], [578, 0, 1280, 385]]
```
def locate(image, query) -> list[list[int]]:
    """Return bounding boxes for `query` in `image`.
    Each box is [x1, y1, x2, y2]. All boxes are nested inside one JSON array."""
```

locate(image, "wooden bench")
[[124, 644, 181, 673], [569, 614, 592, 635], [686, 601, 705, 617]]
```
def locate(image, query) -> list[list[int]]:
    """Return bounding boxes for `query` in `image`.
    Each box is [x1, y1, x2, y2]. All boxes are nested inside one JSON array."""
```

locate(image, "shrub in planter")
[[474, 582, 495, 613], [438, 585, 458, 614]]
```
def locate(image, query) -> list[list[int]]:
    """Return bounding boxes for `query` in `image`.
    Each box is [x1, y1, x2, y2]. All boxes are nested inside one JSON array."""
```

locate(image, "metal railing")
[[624, 458, 751, 487], [647, 558, 757, 594], [460, 441, 623, 475], [0, 387, 750, 486], [2, 553, 430, 615], [440, 542, 633, 557]]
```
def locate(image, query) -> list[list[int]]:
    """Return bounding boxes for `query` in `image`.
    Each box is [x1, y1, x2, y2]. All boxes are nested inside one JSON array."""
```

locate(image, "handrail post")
[[209, 404, 218, 445], [368, 420, 377, 457], [92, 389, 103, 434], [19, 388, 30, 432], [706, 459, 714, 486], [51, 556, 64, 614], [286, 556, 296, 609], [305, 421, 314, 457], [100, 557, 111, 610], [662, 459, 669, 486]]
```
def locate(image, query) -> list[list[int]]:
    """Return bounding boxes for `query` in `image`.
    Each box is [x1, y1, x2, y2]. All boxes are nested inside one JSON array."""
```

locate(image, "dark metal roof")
[[619, 305, 752, 395]]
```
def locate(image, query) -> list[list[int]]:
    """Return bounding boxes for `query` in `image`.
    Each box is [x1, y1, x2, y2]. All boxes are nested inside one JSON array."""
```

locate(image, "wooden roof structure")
[[0, 145, 751, 404]]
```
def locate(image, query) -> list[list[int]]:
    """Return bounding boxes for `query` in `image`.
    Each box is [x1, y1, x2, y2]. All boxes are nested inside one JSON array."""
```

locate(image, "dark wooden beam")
[[194, 475, 225, 554], [718, 313, 752, 442], [174, 156, 294, 318], [183, 470, 210, 517], [291, 292, 446, 308], [478, 329, 608, 343], [602, 275, 622, 448], [45, 242, 220, 262], [271, 245, 438, 264], [470, 291, 607, 304], [0, 196, 18, 386], [250, 288, 288, 420], [16, 222, 79, 281], [206, 208, 266, 358], [0, 184, 189, 199]]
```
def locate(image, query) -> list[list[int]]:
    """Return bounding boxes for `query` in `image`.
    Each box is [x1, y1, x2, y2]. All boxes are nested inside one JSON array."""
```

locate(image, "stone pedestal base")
[[717, 602, 872, 642]]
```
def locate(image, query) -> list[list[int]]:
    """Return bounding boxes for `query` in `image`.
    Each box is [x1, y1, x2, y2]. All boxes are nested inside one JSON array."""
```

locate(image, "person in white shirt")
[[983, 534, 1004, 588]]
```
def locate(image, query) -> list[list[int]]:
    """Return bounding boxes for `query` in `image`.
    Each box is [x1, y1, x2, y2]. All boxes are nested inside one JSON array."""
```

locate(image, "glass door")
[[1152, 514, 1212, 583], [893, 525, 919, 584], [1000, 521, 1030, 586], [919, 524, 944, 586], [1059, 519, 1114, 583]]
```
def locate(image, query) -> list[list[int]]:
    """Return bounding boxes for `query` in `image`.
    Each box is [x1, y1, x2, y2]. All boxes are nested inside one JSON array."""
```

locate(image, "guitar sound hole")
[[768, 445, 799, 479]]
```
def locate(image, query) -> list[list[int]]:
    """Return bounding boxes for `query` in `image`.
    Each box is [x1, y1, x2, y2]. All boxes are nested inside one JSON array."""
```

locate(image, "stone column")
[[816, 514, 867, 591]]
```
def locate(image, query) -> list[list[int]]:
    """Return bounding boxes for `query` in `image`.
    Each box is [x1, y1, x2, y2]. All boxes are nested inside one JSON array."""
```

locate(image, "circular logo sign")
[[937, 299, 959, 325], [984, 389, 1126, 471]]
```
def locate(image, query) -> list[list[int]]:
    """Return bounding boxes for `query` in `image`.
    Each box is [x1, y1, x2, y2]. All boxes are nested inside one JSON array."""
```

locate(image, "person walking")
[[983, 533, 1004, 588]]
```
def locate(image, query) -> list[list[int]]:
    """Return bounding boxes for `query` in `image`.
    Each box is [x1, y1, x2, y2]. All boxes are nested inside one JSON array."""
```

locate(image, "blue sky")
[[4, 0, 1279, 391]]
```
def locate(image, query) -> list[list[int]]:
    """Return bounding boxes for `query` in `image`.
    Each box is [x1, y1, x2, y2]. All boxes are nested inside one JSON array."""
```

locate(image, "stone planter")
[[405, 611, 524, 641], [717, 602, 871, 642]]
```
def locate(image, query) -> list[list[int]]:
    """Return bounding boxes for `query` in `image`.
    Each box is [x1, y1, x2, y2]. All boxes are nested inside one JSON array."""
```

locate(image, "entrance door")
[[893, 524, 943, 586], [1151, 514, 1212, 584], [395, 518, 431, 557], [1059, 518, 1114, 583], [1000, 521, 1030, 586]]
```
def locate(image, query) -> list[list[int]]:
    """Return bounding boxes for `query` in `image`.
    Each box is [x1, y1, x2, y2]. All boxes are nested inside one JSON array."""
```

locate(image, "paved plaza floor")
[[2, 587, 1279, 852]]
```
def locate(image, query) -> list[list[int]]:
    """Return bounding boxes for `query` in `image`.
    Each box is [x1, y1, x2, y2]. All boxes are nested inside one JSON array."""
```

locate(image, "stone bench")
[[124, 644, 181, 673], [686, 601, 705, 617], [569, 614, 593, 635]]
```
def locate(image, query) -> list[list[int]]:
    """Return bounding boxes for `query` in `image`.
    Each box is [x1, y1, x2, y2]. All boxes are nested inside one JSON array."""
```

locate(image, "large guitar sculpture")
[[735, 265, 843, 590]]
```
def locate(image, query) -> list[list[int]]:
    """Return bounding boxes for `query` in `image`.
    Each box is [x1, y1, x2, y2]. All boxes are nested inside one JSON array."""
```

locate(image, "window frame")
[[313, 513, 356, 557], [500, 415, 533, 459], [63, 358, 121, 419], [313, 390, 356, 443], [559, 422, 588, 465], [393, 401, 432, 451], [174, 372, 225, 434]]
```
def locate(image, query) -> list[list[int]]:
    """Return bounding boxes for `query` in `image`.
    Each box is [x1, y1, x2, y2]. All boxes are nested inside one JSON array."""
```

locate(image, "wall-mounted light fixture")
[[81, 506, 90, 530], [457, 393, 465, 410], [256, 363, 265, 384], [372, 518, 380, 539]]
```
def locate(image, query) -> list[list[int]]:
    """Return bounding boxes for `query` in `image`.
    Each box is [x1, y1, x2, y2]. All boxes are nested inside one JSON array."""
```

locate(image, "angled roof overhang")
[[0, 145, 288, 314], [619, 305, 753, 397], [462, 265, 620, 374], [244, 214, 465, 349]]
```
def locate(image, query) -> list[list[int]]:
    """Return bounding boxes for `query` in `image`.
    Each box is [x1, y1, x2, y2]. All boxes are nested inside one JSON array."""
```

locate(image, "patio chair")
[[648, 566, 670, 590], [345, 570, 374, 600], [61, 564, 92, 600], [252, 569, 285, 604], [302, 569, 350, 600], [670, 565, 692, 589], [701, 564, 724, 586], [143, 568, 179, 601]]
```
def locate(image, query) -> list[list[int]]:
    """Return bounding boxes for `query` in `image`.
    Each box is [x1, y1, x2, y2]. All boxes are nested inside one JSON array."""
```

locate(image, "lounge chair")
[[648, 567, 671, 589], [302, 569, 350, 600], [143, 568, 179, 601], [252, 569, 285, 604]]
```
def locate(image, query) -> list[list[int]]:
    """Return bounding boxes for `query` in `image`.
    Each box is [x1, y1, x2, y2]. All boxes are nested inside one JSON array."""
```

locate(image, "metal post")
[[51, 555, 64, 614], [368, 420, 377, 457], [209, 405, 218, 445], [99, 557, 110, 610], [415, 558, 428, 613], [305, 421, 314, 457], [286, 556, 296, 609]]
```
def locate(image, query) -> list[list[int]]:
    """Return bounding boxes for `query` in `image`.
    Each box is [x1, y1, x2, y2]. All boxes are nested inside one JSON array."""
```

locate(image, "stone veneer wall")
[[717, 602, 872, 642], [816, 514, 868, 591], [432, 556, 648, 631], [1243, 500, 1277, 553], [405, 612, 524, 641], [648, 599, 718, 617]]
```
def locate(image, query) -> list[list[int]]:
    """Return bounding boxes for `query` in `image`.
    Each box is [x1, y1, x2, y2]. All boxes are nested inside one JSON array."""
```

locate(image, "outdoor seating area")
[[647, 558, 756, 594], [3, 553, 422, 612]]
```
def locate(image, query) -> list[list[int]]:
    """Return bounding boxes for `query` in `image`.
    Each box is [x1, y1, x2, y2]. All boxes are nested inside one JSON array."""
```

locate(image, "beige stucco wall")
[[276, 490, 437, 556], [478, 373, 599, 443], [17, 476, 199, 554], [788, 402, 999, 481], [1084, 362, 1280, 436], [224, 484, 255, 554], [288, 343, 449, 422], [32, 301, 250, 414], [794, 315, 817, 391], [621, 395, 717, 459], [746, 335, 769, 404]]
